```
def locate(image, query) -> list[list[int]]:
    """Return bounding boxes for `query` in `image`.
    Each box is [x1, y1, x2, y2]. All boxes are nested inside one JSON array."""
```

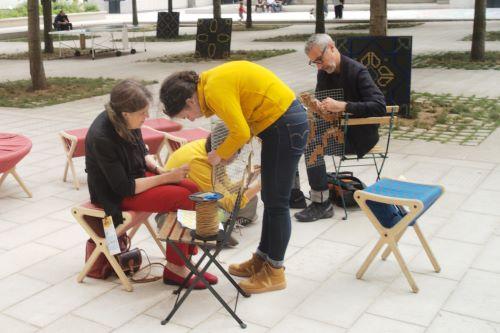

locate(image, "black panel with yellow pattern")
[[156, 12, 180, 39], [195, 18, 233, 59], [335, 36, 412, 117]]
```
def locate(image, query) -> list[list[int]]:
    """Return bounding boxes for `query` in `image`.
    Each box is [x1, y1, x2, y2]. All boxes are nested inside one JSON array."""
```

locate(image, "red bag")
[[85, 235, 129, 279]]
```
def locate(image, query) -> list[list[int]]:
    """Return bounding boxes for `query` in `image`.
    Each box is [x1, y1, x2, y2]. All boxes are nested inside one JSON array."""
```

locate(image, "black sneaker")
[[289, 189, 307, 209], [294, 202, 334, 222]]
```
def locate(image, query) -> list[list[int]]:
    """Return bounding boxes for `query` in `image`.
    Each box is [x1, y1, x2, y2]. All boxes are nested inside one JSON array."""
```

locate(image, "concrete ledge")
[[0, 11, 107, 28], [184, 3, 454, 14]]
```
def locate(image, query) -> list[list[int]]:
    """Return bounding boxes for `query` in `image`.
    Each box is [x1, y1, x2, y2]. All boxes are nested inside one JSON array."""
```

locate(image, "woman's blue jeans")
[[256, 100, 309, 267]]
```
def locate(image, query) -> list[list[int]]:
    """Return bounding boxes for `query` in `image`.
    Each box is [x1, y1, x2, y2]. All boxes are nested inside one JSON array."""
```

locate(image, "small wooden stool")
[[72, 202, 165, 291]]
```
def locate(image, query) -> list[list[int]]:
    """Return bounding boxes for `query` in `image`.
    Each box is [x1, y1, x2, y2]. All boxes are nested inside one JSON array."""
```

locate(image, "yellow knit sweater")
[[197, 60, 295, 159]]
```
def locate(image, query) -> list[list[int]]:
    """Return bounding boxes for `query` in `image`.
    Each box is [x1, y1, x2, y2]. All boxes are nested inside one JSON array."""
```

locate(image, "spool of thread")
[[195, 201, 219, 238]]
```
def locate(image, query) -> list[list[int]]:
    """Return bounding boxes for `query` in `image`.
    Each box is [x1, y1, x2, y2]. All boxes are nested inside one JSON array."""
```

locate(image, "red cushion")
[[141, 127, 165, 154], [0, 133, 32, 173], [63, 128, 88, 158], [169, 128, 210, 142], [144, 118, 182, 133]]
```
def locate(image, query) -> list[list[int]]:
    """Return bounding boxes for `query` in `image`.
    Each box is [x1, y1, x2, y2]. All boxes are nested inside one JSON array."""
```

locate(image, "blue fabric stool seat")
[[354, 178, 444, 293]]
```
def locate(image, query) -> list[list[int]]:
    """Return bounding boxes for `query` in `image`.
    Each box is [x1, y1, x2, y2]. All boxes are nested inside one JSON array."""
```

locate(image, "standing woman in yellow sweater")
[[160, 61, 309, 294]]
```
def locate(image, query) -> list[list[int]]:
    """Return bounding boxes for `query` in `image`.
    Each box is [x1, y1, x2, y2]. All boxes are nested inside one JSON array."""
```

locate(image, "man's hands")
[[319, 97, 346, 115]]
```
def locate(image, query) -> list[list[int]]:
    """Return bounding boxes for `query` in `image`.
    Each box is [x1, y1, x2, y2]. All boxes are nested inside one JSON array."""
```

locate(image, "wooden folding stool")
[[0, 133, 33, 197], [72, 202, 166, 291], [60, 125, 173, 189], [354, 178, 443, 293], [141, 126, 170, 164], [59, 128, 88, 190]]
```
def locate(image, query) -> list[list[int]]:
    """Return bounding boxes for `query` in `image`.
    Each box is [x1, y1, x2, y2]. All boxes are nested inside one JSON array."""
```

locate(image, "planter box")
[[195, 18, 232, 59], [156, 11, 180, 39]]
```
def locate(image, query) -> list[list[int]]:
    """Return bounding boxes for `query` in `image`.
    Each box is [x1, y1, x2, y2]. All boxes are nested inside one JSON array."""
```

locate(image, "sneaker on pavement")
[[228, 253, 265, 277], [238, 261, 286, 294], [294, 201, 333, 222]]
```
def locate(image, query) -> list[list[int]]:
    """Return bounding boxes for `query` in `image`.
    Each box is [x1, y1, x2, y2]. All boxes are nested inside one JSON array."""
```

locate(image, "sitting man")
[[255, 0, 266, 12], [293, 33, 386, 222], [54, 10, 73, 31], [266, 0, 278, 12], [161, 132, 261, 246]]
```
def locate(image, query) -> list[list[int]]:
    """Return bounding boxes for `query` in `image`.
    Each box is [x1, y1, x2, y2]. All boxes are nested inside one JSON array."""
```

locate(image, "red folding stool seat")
[[0, 133, 33, 197]]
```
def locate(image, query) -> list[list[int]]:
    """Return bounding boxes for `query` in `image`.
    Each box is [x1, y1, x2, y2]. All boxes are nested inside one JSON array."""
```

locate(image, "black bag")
[[327, 171, 366, 208]]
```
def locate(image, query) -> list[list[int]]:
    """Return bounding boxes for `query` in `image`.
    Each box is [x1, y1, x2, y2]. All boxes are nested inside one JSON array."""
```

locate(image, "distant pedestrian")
[[238, 1, 246, 21], [333, 0, 344, 19]]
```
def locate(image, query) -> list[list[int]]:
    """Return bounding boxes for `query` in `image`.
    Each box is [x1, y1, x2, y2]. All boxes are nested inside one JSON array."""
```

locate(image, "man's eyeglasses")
[[308, 46, 327, 66]]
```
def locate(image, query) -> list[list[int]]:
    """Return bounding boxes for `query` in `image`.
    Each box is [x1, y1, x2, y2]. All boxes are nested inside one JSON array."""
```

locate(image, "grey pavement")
[[0, 20, 500, 332]]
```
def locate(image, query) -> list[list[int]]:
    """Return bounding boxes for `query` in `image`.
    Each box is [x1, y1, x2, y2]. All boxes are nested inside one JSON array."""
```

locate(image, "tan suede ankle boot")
[[228, 253, 264, 277], [239, 262, 286, 294]]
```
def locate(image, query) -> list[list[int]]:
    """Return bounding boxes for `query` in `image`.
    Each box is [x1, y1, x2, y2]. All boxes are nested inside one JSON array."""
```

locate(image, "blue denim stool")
[[354, 178, 444, 293]]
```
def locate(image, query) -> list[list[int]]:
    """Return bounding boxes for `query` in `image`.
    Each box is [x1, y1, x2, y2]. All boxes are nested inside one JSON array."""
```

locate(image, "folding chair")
[[72, 201, 166, 292], [158, 187, 250, 328], [0, 133, 33, 198], [354, 178, 443, 293], [334, 105, 399, 181], [164, 128, 211, 156]]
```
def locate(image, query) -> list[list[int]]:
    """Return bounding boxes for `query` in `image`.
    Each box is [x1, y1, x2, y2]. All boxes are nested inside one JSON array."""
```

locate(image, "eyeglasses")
[[308, 46, 327, 66]]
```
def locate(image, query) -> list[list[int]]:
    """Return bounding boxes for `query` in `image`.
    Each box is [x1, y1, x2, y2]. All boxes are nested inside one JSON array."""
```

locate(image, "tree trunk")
[[213, 0, 221, 19], [370, 0, 387, 36], [132, 0, 138, 26], [470, 0, 486, 61], [246, 0, 253, 29], [41, 0, 53, 53], [27, 0, 48, 91], [168, 0, 173, 12], [315, 0, 325, 33]]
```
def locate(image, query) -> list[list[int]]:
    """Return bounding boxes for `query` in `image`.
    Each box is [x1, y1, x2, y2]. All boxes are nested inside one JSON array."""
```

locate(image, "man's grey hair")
[[304, 34, 334, 54]]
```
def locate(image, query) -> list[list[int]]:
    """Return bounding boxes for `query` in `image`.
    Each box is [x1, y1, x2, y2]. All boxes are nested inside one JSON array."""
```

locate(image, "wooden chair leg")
[[381, 227, 407, 260], [63, 159, 70, 182], [127, 224, 141, 240], [11, 168, 32, 198], [144, 219, 166, 255], [414, 223, 441, 273], [77, 245, 102, 283], [67, 158, 80, 190], [102, 249, 133, 292], [389, 241, 419, 293], [356, 238, 385, 279], [0, 171, 9, 189]]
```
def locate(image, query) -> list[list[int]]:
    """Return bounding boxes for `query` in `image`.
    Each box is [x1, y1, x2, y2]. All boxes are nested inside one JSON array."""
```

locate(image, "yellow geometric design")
[[360, 52, 395, 87]]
